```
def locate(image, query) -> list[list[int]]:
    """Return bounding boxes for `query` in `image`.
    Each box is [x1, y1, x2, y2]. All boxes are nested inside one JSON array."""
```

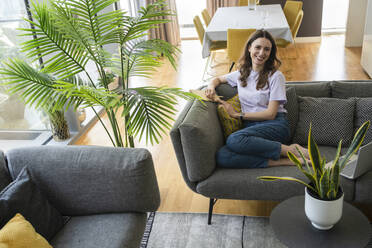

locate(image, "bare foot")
[[289, 144, 309, 159], [268, 158, 296, 167], [268, 157, 311, 167]]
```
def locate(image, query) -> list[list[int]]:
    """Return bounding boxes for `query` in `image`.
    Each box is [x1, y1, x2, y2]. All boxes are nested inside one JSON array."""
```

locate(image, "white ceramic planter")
[[304, 187, 344, 230]]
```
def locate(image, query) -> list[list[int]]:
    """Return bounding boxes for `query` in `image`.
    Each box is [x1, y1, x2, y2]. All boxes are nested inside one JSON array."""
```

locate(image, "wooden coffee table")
[[270, 196, 371, 248]]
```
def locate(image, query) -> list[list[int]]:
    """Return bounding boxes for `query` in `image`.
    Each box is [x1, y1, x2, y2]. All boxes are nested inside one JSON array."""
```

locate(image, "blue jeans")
[[216, 112, 290, 169]]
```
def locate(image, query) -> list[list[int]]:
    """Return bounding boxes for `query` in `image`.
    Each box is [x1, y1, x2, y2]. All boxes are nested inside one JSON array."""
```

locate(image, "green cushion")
[[178, 100, 224, 182]]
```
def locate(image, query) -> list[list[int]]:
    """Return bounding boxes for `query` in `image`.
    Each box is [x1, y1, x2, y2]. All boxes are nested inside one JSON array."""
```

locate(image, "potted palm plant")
[[0, 0, 198, 147], [258, 121, 370, 230]]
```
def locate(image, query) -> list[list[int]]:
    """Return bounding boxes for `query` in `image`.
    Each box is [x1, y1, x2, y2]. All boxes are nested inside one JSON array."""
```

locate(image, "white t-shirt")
[[223, 70, 287, 113]]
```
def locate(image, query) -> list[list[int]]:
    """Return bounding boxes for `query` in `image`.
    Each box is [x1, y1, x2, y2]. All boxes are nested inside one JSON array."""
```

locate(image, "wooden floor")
[[74, 35, 370, 217]]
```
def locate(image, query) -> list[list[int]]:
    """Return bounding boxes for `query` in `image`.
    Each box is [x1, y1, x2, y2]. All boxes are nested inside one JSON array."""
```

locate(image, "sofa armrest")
[[6, 146, 160, 216]]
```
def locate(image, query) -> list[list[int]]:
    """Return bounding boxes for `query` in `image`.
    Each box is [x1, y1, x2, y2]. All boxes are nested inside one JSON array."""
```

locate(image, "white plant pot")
[[304, 187, 344, 230]]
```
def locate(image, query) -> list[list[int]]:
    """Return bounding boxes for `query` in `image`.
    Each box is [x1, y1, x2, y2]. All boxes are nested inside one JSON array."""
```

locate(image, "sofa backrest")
[[5, 146, 161, 216], [331, 80, 372, 98], [286, 80, 372, 147]]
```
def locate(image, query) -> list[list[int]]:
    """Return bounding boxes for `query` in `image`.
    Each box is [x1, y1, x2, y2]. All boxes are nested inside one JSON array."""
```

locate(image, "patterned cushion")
[[217, 94, 242, 138], [293, 97, 355, 147], [355, 98, 372, 145], [284, 87, 298, 142]]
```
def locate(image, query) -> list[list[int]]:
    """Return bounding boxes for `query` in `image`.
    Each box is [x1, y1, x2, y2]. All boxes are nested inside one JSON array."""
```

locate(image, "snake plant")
[[258, 121, 370, 200], [0, 0, 199, 147]]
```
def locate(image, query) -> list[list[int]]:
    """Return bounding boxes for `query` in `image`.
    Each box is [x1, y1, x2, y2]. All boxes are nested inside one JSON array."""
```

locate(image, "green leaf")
[[257, 176, 317, 192], [308, 123, 322, 173], [340, 121, 370, 170], [319, 170, 330, 199]]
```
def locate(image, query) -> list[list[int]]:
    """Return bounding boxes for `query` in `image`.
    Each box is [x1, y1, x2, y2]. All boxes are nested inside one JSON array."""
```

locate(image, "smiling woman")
[[205, 29, 309, 169]]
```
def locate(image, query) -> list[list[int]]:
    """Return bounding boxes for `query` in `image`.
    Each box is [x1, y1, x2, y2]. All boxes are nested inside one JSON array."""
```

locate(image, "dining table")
[[202, 4, 293, 58]]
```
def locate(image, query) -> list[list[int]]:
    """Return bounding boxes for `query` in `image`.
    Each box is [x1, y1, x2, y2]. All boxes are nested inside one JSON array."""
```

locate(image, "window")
[[175, 0, 206, 39], [322, 0, 349, 33], [0, 0, 49, 132]]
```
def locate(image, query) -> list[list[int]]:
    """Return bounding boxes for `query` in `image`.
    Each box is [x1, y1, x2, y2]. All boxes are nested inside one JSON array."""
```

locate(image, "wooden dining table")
[[202, 4, 293, 58]]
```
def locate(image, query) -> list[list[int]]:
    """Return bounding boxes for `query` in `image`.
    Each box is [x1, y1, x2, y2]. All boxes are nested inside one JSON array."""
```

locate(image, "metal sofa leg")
[[208, 198, 218, 225]]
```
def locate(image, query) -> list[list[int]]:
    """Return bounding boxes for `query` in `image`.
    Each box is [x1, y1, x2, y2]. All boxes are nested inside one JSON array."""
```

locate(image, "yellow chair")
[[201, 9, 211, 26], [227, 29, 256, 72], [238, 0, 260, 6], [283, 0, 303, 30], [193, 15, 227, 80], [276, 9, 304, 58], [277, 9, 304, 46]]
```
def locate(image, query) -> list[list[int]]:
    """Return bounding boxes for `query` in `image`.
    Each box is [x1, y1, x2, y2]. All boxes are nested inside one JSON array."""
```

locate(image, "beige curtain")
[[147, 0, 181, 46], [207, 0, 238, 16]]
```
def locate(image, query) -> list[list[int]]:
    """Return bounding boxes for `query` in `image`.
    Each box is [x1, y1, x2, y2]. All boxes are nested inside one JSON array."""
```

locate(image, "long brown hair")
[[238, 29, 281, 90]]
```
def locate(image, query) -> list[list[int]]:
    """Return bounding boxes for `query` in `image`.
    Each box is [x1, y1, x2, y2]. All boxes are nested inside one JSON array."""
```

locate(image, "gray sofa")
[[170, 80, 372, 224], [0, 145, 160, 248]]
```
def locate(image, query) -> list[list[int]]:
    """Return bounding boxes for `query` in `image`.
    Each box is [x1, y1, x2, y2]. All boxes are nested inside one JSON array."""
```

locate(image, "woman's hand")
[[220, 100, 239, 118], [205, 87, 216, 100]]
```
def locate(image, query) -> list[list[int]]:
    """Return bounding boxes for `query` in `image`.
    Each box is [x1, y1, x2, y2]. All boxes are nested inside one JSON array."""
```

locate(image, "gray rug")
[[140, 212, 286, 248]]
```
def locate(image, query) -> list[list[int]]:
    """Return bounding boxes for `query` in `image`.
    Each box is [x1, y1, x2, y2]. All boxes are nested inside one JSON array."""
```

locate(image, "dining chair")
[[193, 15, 227, 80], [227, 28, 256, 72], [276, 9, 304, 58], [201, 9, 211, 26], [283, 0, 303, 30], [238, 0, 260, 6]]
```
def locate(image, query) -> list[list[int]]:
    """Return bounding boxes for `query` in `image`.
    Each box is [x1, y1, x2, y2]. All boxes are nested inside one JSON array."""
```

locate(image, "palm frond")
[[20, 1, 90, 79], [53, 0, 122, 46], [118, 0, 173, 45], [55, 80, 120, 109], [0, 59, 81, 111], [117, 39, 179, 81], [121, 87, 198, 145]]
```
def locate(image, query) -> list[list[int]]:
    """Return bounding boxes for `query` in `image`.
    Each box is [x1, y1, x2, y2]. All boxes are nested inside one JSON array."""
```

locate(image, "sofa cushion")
[[0, 151, 11, 191], [284, 87, 298, 141], [286, 82, 331, 97], [293, 97, 355, 147], [354, 98, 372, 145], [0, 213, 52, 248], [178, 100, 224, 182], [51, 213, 146, 248], [197, 158, 354, 202], [170, 100, 199, 192], [217, 94, 242, 138], [0, 167, 64, 241], [332, 81, 372, 98], [215, 83, 238, 101]]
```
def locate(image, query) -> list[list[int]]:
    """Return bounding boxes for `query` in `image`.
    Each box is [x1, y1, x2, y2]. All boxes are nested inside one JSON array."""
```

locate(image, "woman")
[[206, 29, 308, 168]]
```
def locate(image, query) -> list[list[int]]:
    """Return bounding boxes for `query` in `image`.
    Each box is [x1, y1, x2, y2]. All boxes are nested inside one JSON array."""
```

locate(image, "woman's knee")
[[226, 132, 253, 151]]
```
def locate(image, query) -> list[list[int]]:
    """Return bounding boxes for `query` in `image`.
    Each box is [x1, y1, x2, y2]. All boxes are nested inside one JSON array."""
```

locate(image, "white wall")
[[361, 0, 372, 77], [345, 0, 368, 47]]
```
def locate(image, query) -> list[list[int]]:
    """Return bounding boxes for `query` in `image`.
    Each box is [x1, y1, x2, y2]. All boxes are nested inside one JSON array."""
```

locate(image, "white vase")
[[304, 187, 344, 230]]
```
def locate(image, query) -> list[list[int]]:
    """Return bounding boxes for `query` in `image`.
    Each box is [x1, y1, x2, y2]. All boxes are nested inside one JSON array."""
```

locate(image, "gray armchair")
[[0, 145, 160, 248]]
